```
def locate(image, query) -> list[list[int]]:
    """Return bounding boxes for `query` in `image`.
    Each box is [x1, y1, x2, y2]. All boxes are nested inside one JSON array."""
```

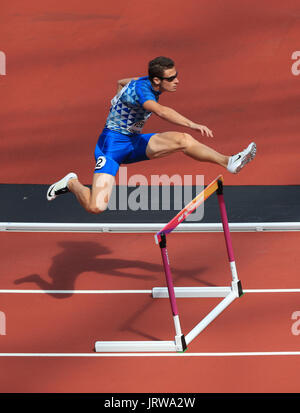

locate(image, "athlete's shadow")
[[14, 241, 162, 298], [14, 240, 214, 300]]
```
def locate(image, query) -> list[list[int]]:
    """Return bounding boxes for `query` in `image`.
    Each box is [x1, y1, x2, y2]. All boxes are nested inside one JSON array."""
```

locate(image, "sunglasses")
[[159, 72, 178, 82]]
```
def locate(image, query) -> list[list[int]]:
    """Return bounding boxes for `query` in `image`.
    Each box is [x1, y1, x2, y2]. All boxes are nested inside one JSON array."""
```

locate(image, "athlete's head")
[[148, 56, 179, 92]]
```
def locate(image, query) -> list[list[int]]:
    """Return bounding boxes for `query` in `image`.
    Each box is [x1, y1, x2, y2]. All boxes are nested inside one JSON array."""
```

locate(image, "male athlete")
[[47, 56, 256, 213]]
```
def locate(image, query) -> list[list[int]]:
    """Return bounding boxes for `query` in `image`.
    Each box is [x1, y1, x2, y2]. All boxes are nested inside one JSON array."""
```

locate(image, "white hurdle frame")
[[95, 175, 243, 353]]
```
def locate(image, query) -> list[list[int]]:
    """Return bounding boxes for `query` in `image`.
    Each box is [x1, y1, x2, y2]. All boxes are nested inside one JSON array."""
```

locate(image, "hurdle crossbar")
[[155, 174, 222, 243], [95, 175, 243, 353]]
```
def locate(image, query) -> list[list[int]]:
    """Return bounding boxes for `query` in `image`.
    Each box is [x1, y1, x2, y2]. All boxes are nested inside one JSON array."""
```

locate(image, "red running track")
[[1, 0, 300, 185]]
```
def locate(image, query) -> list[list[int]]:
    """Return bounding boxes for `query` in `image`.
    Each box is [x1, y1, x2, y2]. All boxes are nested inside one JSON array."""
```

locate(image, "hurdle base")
[[152, 286, 232, 298], [94, 340, 184, 353], [152, 281, 243, 299]]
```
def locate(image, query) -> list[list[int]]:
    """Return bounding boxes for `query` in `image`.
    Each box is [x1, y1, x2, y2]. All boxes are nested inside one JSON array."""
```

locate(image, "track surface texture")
[[1, 0, 300, 395]]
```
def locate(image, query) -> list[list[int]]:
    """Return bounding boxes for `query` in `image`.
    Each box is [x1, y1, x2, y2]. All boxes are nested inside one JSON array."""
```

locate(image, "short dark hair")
[[148, 56, 175, 80]]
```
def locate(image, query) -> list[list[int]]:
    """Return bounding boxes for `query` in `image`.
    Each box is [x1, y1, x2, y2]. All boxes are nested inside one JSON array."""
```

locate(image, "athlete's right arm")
[[143, 100, 213, 137], [117, 77, 139, 93]]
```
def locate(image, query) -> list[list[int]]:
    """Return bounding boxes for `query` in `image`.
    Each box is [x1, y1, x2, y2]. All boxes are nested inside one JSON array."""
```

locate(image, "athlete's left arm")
[[143, 100, 213, 137], [117, 77, 139, 93]]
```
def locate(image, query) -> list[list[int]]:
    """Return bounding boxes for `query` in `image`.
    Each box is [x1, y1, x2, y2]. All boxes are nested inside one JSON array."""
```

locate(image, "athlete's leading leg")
[[146, 132, 256, 173], [146, 132, 228, 165]]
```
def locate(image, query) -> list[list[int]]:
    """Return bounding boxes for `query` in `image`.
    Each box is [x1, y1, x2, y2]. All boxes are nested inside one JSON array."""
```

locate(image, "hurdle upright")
[[95, 174, 243, 353]]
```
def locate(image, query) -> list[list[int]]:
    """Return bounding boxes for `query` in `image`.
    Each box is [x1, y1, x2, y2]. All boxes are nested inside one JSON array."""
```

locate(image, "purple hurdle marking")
[[217, 191, 235, 262], [159, 233, 186, 350], [159, 233, 179, 317], [216, 180, 239, 284]]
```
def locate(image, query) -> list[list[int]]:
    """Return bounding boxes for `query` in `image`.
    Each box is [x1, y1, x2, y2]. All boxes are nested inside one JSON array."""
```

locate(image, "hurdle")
[[95, 174, 243, 353]]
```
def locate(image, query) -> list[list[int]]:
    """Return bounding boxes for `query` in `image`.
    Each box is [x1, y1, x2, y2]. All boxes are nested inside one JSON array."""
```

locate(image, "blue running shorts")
[[94, 128, 155, 176]]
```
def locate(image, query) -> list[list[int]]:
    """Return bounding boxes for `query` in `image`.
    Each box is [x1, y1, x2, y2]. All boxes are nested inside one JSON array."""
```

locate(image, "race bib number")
[[95, 156, 107, 170], [128, 121, 145, 133]]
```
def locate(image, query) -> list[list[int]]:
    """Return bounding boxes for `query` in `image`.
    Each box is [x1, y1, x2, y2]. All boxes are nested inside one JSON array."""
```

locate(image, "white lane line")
[[244, 289, 300, 293], [0, 351, 300, 357], [0, 289, 300, 294], [0, 289, 152, 294], [1, 289, 298, 358]]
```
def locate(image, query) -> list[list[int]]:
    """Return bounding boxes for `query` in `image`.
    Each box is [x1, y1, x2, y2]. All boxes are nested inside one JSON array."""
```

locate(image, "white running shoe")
[[47, 172, 78, 201], [227, 142, 256, 174]]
